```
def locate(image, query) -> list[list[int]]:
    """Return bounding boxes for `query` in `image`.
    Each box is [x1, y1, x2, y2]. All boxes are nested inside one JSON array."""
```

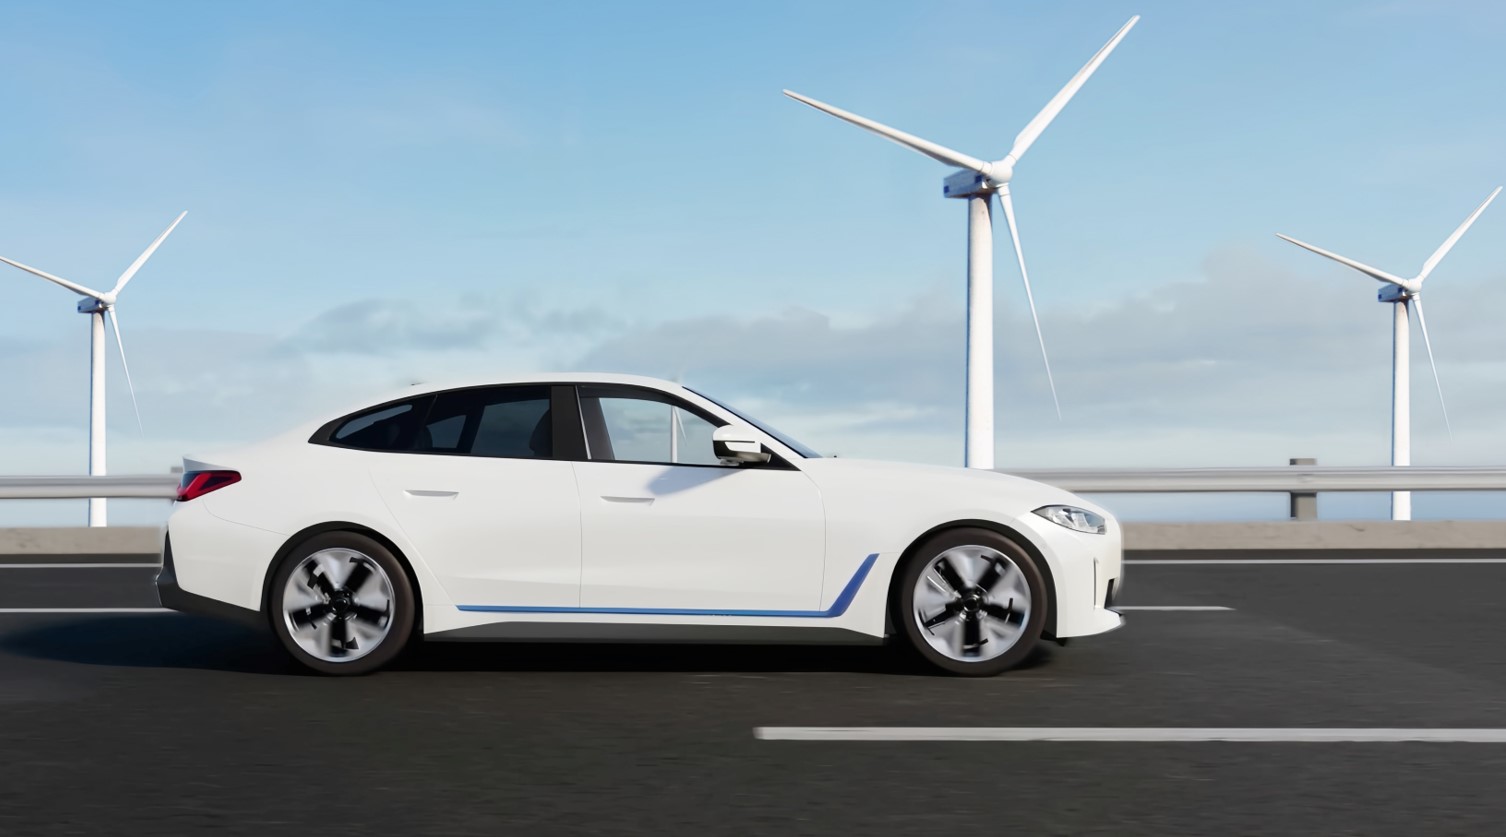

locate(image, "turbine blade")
[[1417, 187, 1500, 284], [997, 191, 1062, 419], [1275, 234, 1413, 289], [1411, 297, 1452, 439], [0, 255, 107, 300], [107, 308, 143, 431], [1008, 15, 1140, 163], [112, 211, 187, 296], [782, 90, 989, 173]]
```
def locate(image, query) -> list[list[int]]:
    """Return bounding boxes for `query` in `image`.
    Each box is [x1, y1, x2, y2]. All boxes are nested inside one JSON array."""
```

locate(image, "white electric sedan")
[[157, 373, 1123, 676]]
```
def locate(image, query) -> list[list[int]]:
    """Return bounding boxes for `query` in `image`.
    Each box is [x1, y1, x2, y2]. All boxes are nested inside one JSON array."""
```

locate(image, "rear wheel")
[[895, 528, 1046, 676], [269, 532, 415, 675]]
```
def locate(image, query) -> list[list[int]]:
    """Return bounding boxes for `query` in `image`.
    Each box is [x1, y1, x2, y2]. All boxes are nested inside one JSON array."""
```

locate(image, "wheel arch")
[[262, 521, 425, 634], [884, 519, 1059, 638]]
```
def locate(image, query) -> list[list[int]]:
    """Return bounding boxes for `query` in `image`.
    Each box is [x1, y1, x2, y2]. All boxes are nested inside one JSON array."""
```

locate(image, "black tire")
[[893, 527, 1047, 677], [268, 532, 416, 676]]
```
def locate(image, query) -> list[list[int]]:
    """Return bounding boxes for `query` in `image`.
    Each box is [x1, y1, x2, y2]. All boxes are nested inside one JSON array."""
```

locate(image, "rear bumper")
[[155, 534, 263, 628]]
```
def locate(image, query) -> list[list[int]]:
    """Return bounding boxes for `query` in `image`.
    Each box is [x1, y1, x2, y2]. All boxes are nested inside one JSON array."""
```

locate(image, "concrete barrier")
[[2, 521, 1503, 557], [0, 527, 162, 557], [1123, 521, 1506, 552]]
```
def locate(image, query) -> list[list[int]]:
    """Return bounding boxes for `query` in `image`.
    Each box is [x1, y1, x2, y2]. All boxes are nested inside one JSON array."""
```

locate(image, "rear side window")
[[418, 386, 553, 459], [327, 398, 428, 452]]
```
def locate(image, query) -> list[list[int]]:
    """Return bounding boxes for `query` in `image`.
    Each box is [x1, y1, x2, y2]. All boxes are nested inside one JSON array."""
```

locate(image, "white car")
[[157, 373, 1123, 676]]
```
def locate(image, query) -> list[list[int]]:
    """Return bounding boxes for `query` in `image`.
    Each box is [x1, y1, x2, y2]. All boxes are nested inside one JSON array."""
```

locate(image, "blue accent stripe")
[[457, 553, 879, 618]]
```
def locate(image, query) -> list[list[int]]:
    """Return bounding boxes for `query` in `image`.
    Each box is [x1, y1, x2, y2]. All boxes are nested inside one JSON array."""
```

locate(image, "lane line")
[[0, 563, 160, 569], [1127, 559, 1506, 565], [1115, 605, 1232, 611], [755, 727, 1506, 742], [0, 608, 168, 614]]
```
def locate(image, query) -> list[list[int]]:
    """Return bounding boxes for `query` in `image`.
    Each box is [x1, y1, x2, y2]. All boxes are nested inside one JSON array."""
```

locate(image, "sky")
[[1, 0, 1504, 525]]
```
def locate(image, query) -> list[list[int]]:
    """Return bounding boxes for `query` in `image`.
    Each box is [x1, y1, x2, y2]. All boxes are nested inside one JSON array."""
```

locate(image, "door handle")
[[405, 489, 459, 498], [601, 495, 654, 505]]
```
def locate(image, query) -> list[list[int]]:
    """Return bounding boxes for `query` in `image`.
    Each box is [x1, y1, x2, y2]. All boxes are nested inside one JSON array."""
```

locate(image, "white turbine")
[[1278, 187, 1500, 521], [0, 212, 186, 526], [784, 16, 1139, 469]]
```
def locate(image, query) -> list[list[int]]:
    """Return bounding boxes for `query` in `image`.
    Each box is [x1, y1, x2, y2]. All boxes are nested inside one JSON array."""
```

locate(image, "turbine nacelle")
[[942, 159, 1016, 199], [1377, 284, 1412, 304], [76, 296, 112, 314]]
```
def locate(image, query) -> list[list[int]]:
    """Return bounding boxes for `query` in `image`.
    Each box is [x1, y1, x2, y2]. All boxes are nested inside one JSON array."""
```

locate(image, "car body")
[[157, 373, 1123, 675]]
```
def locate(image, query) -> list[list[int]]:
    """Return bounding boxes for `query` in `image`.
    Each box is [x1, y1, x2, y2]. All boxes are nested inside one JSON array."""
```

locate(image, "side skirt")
[[426, 621, 883, 645]]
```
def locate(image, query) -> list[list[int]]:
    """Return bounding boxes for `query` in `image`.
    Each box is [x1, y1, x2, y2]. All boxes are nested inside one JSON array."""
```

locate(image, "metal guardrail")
[[1005, 466, 1506, 494], [0, 475, 178, 500], [4, 466, 1506, 500]]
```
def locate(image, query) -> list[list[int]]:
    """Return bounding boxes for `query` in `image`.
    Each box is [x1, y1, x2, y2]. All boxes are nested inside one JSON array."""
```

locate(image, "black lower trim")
[[155, 534, 264, 629], [427, 621, 882, 645]]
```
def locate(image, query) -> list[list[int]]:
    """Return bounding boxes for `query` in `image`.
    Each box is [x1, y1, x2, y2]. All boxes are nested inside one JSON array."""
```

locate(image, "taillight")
[[177, 470, 241, 502]]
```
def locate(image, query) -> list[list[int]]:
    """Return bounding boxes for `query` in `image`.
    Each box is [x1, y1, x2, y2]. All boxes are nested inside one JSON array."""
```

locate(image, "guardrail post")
[[1289, 458, 1317, 521]]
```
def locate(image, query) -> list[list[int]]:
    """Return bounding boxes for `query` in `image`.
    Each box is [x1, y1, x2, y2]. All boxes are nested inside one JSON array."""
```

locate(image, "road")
[[2, 551, 1505, 835]]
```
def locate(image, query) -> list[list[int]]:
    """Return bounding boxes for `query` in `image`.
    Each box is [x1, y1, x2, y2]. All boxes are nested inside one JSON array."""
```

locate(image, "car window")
[[328, 399, 428, 452], [419, 386, 553, 459], [578, 386, 726, 466]]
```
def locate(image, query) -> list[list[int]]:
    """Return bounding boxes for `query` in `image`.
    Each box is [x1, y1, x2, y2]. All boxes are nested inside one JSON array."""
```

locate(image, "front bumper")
[[155, 534, 264, 628]]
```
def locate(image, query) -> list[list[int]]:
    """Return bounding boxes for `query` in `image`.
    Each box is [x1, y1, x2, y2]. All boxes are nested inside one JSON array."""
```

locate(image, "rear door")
[[366, 384, 583, 608]]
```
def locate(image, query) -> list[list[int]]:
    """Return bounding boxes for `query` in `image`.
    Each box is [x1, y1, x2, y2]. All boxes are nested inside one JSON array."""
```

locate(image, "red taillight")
[[176, 470, 241, 502]]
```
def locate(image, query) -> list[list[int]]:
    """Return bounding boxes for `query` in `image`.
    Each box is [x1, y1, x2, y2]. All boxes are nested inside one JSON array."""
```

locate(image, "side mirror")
[[712, 425, 772, 465]]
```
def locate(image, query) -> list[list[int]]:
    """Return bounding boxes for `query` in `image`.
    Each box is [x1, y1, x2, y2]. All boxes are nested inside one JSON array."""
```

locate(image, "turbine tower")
[[1278, 188, 1500, 521], [784, 16, 1138, 469], [0, 212, 186, 526]]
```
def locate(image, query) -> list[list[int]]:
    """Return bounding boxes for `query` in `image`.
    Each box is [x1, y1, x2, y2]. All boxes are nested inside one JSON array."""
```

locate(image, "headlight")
[[1033, 504, 1107, 535]]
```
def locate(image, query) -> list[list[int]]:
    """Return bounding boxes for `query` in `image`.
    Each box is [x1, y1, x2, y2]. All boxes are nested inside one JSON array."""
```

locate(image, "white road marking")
[[755, 727, 1506, 742], [1115, 605, 1232, 611], [0, 608, 169, 614], [0, 563, 160, 569], [1127, 558, 1506, 565]]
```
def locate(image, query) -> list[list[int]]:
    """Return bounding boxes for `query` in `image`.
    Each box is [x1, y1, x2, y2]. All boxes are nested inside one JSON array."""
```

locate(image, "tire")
[[894, 527, 1047, 677], [268, 532, 416, 675]]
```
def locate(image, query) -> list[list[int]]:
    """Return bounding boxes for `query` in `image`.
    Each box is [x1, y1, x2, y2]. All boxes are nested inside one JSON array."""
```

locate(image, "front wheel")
[[268, 532, 415, 675], [894, 528, 1047, 677]]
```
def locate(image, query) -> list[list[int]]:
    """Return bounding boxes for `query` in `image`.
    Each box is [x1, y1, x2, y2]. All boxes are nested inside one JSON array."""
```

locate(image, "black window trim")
[[310, 384, 589, 462], [307, 381, 793, 469]]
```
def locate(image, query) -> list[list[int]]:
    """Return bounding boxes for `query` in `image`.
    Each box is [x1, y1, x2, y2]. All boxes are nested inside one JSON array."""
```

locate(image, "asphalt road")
[[1, 551, 1505, 835]]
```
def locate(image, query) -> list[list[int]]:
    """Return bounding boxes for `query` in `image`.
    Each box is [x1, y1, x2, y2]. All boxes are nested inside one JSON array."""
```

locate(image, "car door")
[[366, 384, 583, 608], [571, 384, 826, 613]]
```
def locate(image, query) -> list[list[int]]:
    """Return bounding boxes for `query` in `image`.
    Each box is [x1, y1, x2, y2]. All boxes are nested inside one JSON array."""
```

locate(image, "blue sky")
[[2, 0, 1504, 524]]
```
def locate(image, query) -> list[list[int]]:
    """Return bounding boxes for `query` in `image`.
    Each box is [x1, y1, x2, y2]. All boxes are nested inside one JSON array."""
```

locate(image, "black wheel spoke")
[[289, 603, 330, 629], [920, 603, 960, 629], [304, 565, 335, 597], [344, 560, 373, 594], [934, 556, 967, 593], [351, 603, 389, 626], [983, 601, 1024, 624], [962, 614, 982, 649], [329, 617, 352, 656], [975, 559, 1004, 594]]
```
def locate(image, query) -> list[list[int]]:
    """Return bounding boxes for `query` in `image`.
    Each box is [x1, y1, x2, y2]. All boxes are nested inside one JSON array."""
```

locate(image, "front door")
[[368, 384, 581, 608], [571, 384, 826, 613]]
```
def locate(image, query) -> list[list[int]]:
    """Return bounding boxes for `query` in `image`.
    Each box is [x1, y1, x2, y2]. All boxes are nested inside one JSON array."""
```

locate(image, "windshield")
[[687, 387, 822, 459]]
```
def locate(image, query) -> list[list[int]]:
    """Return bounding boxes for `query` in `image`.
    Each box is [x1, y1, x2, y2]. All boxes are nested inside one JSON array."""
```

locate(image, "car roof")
[[318, 372, 692, 425], [373, 372, 684, 400]]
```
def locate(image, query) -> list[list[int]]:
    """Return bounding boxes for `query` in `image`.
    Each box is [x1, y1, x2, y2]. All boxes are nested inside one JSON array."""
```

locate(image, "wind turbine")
[[1277, 188, 1500, 521], [784, 16, 1139, 469], [0, 212, 186, 526]]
